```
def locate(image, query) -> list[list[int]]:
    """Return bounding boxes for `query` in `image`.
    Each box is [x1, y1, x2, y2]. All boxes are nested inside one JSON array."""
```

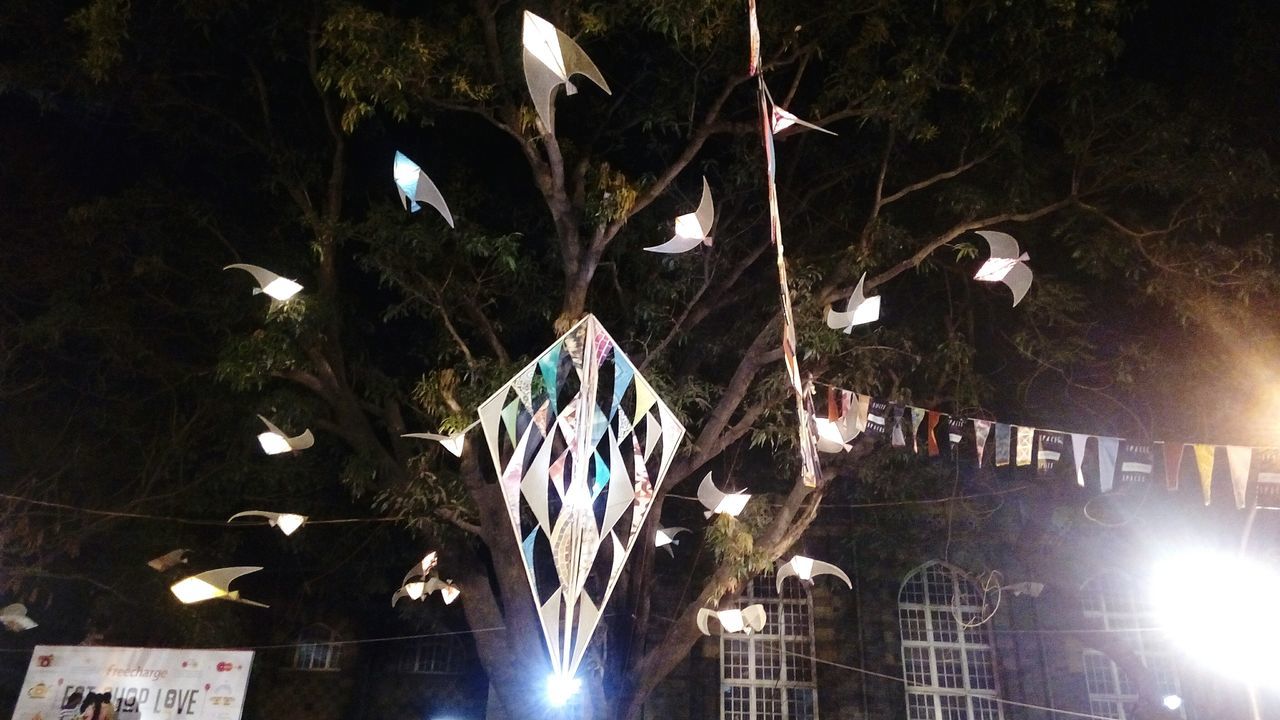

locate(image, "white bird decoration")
[[425, 577, 461, 605], [403, 552, 439, 585], [256, 415, 315, 455], [521, 10, 612, 135], [147, 549, 190, 572], [391, 580, 427, 608], [170, 567, 267, 608], [697, 473, 751, 519], [824, 272, 881, 332], [813, 416, 857, 454], [771, 105, 837, 136], [654, 526, 690, 557], [775, 555, 853, 594], [223, 264, 302, 301], [0, 604, 37, 632], [973, 230, 1033, 306], [227, 510, 307, 536], [392, 151, 455, 227], [402, 432, 466, 457], [696, 605, 767, 636], [644, 177, 714, 254]]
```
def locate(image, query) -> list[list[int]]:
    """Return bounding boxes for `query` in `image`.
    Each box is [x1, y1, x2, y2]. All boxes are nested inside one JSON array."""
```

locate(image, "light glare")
[[261, 277, 302, 301], [1162, 695, 1182, 711], [275, 513, 306, 535], [546, 673, 581, 707], [170, 577, 223, 604], [257, 432, 292, 455]]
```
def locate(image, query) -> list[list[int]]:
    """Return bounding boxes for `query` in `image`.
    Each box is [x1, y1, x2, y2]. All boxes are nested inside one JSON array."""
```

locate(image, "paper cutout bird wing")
[[147, 549, 190, 572], [740, 604, 767, 633], [390, 586, 413, 608], [655, 526, 691, 556], [402, 432, 465, 457], [771, 106, 837, 136], [696, 608, 716, 635], [824, 272, 880, 332], [776, 556, 853, 594], [697, 472, 750, 518], [0, 604, 36, 631], [521, 11, 611, 135], [973, 230, 1033, 306], [257, 415, 315, 452], [223, 264, 302, 300], [402, 552, 439, 585], [193, 566, 268, 607], [392, 151, 455, 227], [645, 177, 714, 254]]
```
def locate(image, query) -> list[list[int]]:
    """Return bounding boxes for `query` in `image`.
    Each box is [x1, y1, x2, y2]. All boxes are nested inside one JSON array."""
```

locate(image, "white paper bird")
[[644, 177, 714, 254], [771, 105, 837, 136], [170, 567, 267, 608], [655, 526, 690, 557], [825, 273, 880, 332], [224, 264, 302, 301], [813, 417, 857, 454], [697, 473, 751, 519], [425, 577, 461, 605], [521, 10, 612, 135], [256, 415, 315, 455], [391, 581, 426, 608], [973, 230, 1033, 306], [392, 151, 455, 227], [775, 555, 853, 594], [227, 511, 307, 536], [147, 549, 190, 572], [402, 432, 466, 457], [402, 552, 439, 585], [0, 604, 37, 632], [696, 605, 767, 635]]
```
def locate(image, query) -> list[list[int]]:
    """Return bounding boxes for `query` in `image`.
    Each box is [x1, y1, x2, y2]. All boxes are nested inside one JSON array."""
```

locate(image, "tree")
[[1, 0, 1275, 718]]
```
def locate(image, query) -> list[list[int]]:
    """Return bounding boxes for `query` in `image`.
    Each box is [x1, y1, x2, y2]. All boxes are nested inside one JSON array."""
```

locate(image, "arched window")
[[1080, 573, 1182, 719], [292, 624, 343, 671], [720, 573, 819, 720], [898, 561, 1004, 720]]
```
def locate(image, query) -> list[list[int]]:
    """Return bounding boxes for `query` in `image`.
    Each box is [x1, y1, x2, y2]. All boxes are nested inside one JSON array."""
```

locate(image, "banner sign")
[[11, 646, 253, 720]]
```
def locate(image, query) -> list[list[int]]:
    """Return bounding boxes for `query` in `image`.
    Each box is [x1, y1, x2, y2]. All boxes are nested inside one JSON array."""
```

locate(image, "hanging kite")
[[521, 11, 612, 135], [824, 272, 881, 332], [392, 151, 455, 227], [476, 314, 685, 686], [973, 230, 1033, 306], [643, 177, 715, 254]]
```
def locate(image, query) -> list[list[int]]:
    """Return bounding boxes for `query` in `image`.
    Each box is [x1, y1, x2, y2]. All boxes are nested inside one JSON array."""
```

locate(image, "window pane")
[[967, 649, 997, 690], [755, 687, 782, 720], [787, 688, 816, 720], [906, 692, 934, 720], [935, 648, 964, 689], [723, 686, 751, 720]]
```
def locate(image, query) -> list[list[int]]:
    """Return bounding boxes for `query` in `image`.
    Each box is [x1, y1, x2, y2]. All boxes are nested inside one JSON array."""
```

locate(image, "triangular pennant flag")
[[1193, 444, 1216, 505], [865, 399, 889, 439], [994, 423, 1011, 467], [973, 420, 993, 469], [1016, 427, 1034, 467], [854, 394, 871, 434], [1070, 434, 1090, 488], [1097, 437, 1120, 493], [890, 405, 906, 447], [1160, 442, 1185, 491], [1117, 441, 1154, 485], [1225, 446, 1252, 510], [927, 412, 941, 456], [1253, 448, 1280, 509], [947, 416, 966, 459], [1036, 431, 1065, 473], [909, 407, 927, 454]]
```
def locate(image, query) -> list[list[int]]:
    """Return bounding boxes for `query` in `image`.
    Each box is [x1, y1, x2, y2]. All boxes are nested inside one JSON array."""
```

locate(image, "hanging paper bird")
[[0, 604, 37, 632], [761, 80, 836, 136], [654, 526, 690, 557], [775, 555, 853, 594], [402, 432, 466, 458], [392, 151, 455, 227], [813, 416, 856, 454], [223, 264, 302, 301], [391, 580, 427, 607], [696, 605, 767, 635], [697, 472, 751, 518], [824, 273, 880, 332], [170, 567, 268, 608], [146, 549, 190, 572], [973, 230, 1033, 306], [521, 11, 612, 135], [644, 177, 715, 254], [402, 552, 439, 585], [424, 576, 461, 605], [226, 511, 307, 536], [256, 415, 314, 455]]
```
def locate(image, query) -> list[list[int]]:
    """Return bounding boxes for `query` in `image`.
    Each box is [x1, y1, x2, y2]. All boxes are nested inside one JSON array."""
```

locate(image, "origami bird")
[[402, 432, 466, 458], [402, 552, 439, 585], [391, 579, 427, 607], [644, 177, 714, 254], [227, 510, 307, 536], [223, 264, 302, 301], [256, 415, 314, 455], [392, 151, 454, 227], [697, 473, 751, 519], [813, 416, 857, 454], [521, 10, 611, 135], [147, 549, 190, 572], [654, 526, 690, 557], [775, 555, 853, 594], [0, 604, 37, 632], [170, 567, 267, 608], [825, 272, 881, 332], [771, 105, 837, 136], [973, 230, 1032, 306], [696, 605, 767, 635]]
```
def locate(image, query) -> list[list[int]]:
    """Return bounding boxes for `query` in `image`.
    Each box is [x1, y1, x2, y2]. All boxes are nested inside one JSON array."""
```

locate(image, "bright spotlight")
[[546, 673, 581, 707], [1162, 695, 1183, 711], [1151, 550, 1280, 688]]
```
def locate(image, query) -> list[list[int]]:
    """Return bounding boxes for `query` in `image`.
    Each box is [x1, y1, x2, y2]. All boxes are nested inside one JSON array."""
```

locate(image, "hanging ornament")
[[476, 314, 686, 685]]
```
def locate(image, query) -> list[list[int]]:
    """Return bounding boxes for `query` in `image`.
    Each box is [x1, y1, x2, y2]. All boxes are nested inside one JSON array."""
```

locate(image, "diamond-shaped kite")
[[477, 314, 686, 683]]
